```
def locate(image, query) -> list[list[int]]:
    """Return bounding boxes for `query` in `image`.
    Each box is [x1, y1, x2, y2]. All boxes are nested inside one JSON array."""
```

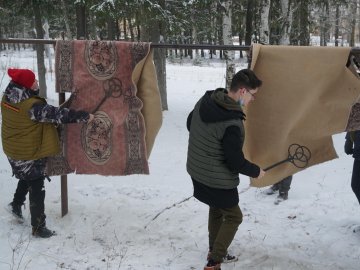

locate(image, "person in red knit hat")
[[7, 69, 36, 89], [1, 68, 94, 238]]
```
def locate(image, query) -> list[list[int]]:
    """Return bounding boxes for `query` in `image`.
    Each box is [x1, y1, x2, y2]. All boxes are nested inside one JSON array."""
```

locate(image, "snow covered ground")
[[0, 49, 359, 270]]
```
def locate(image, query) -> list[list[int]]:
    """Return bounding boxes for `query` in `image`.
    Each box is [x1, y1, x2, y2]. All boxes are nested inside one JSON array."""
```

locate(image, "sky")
[[0, 48, 359, 270]]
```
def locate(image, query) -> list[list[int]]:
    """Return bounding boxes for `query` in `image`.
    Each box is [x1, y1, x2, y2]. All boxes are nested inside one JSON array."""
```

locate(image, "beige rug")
[[245, 44, 360, 187]]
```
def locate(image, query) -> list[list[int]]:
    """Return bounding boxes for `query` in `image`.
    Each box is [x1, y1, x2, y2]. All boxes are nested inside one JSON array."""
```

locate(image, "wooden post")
[[58, 92, 68, 217], [61, 175, 68, 217]]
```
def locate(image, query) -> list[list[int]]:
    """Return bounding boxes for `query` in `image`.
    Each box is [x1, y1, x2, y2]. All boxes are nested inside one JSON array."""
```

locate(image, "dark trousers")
[[208, 205, 243, 262], [12, 177, 46, 227], [351, 159, 360, 205], [272, 175, 293, 193]]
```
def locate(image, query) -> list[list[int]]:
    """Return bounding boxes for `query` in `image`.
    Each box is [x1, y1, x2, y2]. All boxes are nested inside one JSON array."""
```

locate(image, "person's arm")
[[186, 110, 193, 132], [222, 126, 261, 178], [352, 130, 360, 159], [344, 132, 354, 155], [29, 103, 91, 124]]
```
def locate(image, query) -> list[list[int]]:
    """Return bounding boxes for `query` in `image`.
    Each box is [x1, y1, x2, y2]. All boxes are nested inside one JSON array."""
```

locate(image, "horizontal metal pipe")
[[1, 38, 360, 54], [0, 38, 250, 50]]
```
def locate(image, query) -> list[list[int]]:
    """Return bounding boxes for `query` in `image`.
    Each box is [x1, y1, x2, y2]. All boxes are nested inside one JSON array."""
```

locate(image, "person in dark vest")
[[344, 131, 360, 206], [186, 69, 265, 270], [1, 68, 94, 238]]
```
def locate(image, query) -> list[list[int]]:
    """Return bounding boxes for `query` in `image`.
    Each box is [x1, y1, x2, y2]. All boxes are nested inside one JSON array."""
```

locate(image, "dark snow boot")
[[222, 253, 238, 263], [32, 226, 56, 238], [7, 202, 24, 220], [352, 225, 360, 233], [278, 191, 288, 200]]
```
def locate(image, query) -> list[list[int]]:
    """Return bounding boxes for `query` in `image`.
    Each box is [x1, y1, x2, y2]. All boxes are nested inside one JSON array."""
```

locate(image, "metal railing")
[[0, 38, 250, 51], [1, 38, 360, 54]]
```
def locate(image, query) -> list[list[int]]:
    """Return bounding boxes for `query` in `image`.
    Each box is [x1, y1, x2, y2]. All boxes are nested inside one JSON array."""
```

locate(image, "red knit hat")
[[8, 68, 36, 89]]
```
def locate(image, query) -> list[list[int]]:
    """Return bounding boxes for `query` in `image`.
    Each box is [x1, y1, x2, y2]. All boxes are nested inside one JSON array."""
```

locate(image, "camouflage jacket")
[[2, 82, 90, 181]]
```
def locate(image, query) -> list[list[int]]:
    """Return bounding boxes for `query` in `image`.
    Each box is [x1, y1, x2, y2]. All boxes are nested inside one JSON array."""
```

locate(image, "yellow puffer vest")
[[1, 96, 60, 160]]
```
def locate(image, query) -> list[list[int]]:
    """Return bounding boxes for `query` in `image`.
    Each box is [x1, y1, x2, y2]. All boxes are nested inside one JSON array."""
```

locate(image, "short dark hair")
[[229, 69, 262, 92]]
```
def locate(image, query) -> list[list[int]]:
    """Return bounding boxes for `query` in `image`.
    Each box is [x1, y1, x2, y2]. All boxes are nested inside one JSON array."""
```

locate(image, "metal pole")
[[1, 38, 360, 54], [0, 38, 251, 51]]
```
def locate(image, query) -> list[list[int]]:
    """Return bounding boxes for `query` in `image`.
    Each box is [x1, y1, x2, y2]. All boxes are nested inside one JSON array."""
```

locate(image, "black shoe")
[[222, 253, 238, 263], [278, 191, 288, 200], [208, 251, 237, 264], [32, 226, 56, 238], [8, 202, 24, 220]]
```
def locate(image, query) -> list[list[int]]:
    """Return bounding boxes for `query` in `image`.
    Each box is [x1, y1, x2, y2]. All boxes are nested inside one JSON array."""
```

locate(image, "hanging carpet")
[[245, 44, 360, 187], [46, 40, 162, 176]]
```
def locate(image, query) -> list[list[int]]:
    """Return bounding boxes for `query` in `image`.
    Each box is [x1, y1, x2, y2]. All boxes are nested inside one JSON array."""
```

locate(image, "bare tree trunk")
[[319, 2, 325, 46], [76, 2, 86, 39], [155, 41, 167, 111], [210, 2, 217, 58], [123, 18, 127, 40], [128, 17, 135, 41], [245, 0, 254, 45], [191, 10, 199, 60], [43, 20, 53, 73], [32, 0, 47, 98], [358, 0, 360, 45], [260, 0, 270, 44], [324, 2, 331, 46], [279, 0, 292, 45], [107, 17, 116, 40], [60, 0, 72, 39], [216, 3, 223, 58], [299, 0, 309, 45], [349, 0, 357, 47], [141, 1, 167, 110], [222, 0, 235, 89], [88, 13, 97, 39], [335, 3, 340, 47]]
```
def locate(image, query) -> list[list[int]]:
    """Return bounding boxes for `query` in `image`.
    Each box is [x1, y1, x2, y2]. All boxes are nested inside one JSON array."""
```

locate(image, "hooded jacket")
[[1, 81, 90, 181], [186, 89, 260, 207]]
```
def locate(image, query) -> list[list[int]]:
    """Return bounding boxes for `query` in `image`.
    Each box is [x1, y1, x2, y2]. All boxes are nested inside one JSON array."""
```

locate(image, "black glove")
[[344, 138, 353, 155]]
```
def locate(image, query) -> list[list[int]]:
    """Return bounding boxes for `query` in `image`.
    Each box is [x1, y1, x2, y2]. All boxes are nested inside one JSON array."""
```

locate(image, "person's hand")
[[88, 113, 95, 123], [344, 139, 353, 155], [257, 169, 265, 179]]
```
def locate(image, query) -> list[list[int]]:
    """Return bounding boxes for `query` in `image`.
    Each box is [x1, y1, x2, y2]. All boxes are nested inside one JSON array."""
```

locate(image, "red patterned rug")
[[47, 40, 162, 176]]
